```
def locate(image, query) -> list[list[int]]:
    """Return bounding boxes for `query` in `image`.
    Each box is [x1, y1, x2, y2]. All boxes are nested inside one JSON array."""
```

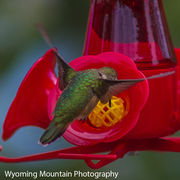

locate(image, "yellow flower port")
[[88, 96, 129, 128]]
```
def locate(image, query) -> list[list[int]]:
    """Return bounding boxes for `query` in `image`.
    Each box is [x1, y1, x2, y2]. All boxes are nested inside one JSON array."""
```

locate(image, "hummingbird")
[[37, 24, 175, 145]]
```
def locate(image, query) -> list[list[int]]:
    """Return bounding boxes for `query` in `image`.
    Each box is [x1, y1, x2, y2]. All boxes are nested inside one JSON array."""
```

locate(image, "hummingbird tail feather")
[[39, 121, 67, 145]]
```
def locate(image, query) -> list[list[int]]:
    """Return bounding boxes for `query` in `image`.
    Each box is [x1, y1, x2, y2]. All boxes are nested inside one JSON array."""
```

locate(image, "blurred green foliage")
[[0, 0, 180, 180], [0, 0, 89, 74]]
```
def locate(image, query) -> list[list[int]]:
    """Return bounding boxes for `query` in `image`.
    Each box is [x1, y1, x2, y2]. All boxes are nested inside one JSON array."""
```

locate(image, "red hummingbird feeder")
[[1, 0, 180, 169]]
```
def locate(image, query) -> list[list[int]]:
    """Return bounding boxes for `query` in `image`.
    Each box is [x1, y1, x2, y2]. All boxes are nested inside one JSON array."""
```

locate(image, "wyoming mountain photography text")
[[3, 170, 119, 179]]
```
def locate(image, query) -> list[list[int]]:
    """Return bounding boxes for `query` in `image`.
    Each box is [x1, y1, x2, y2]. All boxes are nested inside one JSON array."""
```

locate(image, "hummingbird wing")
[[99, 71, 175, 104], [37, 23, 77, 90], [77, 95, 99, 120], [56, 53, 77, 90]]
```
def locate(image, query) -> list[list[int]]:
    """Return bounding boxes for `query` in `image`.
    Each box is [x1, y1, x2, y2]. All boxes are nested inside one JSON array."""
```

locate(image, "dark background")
[[0, 0, 180, 179]]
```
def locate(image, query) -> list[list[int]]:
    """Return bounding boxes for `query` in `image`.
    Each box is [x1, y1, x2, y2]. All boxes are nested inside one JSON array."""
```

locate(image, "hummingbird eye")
[[98, 72, 107, 79], [98, 72, 103, 77]]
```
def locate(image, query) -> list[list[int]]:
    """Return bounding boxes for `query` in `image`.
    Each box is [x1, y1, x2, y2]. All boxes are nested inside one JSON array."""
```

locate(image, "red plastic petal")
[[125, 53, 180, 139], [175, 49, 180, 121], [63, 52, 149, 145], [47, 79, 61, 120], [2, 49, 57, 140]]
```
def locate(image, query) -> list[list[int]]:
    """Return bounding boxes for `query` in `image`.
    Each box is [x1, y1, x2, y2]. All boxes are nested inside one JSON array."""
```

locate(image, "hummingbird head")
[[98, 67, 118, 80]]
